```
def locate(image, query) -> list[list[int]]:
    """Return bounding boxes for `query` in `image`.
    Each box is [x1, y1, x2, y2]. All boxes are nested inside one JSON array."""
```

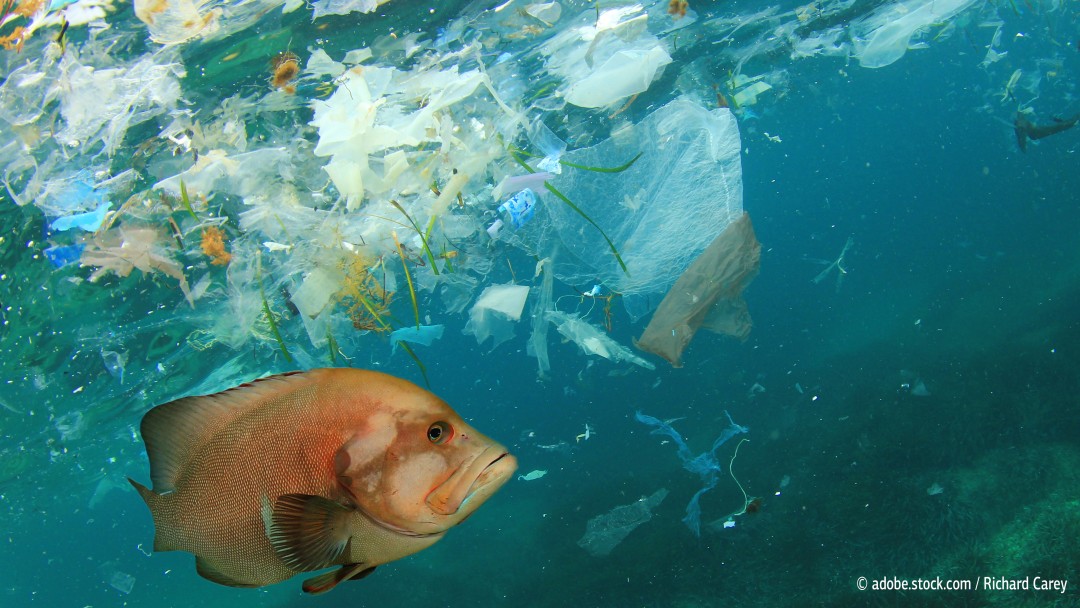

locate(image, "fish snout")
[[427, 445, 516, 518]]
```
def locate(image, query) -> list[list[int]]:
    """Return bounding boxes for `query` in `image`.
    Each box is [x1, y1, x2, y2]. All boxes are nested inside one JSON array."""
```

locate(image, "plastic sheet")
[[636, 212, 760, 368], [577, 488, 668, 557], [463, 284, 530, 350]]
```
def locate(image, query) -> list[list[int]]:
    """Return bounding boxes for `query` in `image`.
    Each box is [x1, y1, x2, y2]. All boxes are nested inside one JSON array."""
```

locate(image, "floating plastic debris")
[[546, 310, 655, 370], [389, 324, 445, 354], [636, 410, 749, 535], [464, 284, 531, 350], [518, 469, 547, 481], [577, 488, 668, 557]]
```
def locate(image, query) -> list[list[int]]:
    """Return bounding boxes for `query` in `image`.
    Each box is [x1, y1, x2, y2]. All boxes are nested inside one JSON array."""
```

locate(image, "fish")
[[1014, 111, 1080, 152], [129, 368, 517, 594]]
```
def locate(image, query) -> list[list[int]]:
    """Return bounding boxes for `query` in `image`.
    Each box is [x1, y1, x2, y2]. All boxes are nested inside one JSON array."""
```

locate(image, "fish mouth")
[[427, 446, 517, 517]]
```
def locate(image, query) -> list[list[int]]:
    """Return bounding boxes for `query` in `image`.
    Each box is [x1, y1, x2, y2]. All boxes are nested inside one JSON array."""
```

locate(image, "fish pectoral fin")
[[268, 493, 352, 572], [195, 557, 258, 588], [302, 564, 376, 595]]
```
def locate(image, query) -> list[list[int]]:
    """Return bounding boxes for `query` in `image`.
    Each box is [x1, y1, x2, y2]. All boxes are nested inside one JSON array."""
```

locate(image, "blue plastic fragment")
[[389, 324, 445, 354], [44, 243, 85, 268], [49, 202, 112, 232], [636, 410, 749, 536]]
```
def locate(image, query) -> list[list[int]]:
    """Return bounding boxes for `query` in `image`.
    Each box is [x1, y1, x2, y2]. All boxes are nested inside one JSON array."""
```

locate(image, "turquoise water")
[[2, 0, 1079, 606]]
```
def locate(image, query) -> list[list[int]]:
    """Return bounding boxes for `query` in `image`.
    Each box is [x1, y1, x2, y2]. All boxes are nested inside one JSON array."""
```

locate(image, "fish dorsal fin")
[[140, 371, 310, 493], [302, 564, 376, 595], [268, 493, 353, 572]]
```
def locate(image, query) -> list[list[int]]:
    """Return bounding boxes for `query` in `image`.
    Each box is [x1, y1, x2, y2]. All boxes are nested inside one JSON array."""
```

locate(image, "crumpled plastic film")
[[851, 0, 978, 68], [577, 488, 669, 557]]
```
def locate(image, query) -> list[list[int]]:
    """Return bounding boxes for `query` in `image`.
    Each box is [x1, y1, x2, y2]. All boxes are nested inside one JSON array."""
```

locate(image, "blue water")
[[2, 0, 1080, 606]]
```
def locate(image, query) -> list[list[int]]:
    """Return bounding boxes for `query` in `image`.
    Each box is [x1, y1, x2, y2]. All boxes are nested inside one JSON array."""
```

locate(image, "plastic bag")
[[636, 212, 760, 367], [502, 98, 743, 321]]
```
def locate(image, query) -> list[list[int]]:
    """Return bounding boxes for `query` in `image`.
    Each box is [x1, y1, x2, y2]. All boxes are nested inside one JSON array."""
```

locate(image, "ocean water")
[[2, 0, 1079, 607]]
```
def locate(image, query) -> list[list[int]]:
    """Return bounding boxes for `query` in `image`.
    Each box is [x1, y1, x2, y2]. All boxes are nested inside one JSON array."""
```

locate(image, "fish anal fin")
[[302, 564, 375, 595], [196, 557, 257, 588], [140, 372, 314, 493], [268, 493, 352, 572]]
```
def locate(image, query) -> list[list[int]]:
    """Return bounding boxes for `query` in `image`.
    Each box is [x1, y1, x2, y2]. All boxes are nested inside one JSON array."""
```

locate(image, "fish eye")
[[427, 421, 452, 445]]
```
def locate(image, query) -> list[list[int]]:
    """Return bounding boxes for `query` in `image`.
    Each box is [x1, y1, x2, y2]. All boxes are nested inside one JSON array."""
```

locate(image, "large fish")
[[129, 368, 516, 594]]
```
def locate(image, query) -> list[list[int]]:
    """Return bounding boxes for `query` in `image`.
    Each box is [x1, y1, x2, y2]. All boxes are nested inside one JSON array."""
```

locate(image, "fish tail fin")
[[128, 477, 182, 552]]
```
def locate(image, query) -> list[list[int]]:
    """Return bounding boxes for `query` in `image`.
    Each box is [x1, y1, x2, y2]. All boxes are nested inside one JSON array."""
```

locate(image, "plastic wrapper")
[[577, 488, 668, 557], [636, 212, 760, 368]]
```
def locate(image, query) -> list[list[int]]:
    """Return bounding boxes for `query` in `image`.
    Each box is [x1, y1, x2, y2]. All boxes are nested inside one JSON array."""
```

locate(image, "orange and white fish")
[[129, 368, 516, 594]]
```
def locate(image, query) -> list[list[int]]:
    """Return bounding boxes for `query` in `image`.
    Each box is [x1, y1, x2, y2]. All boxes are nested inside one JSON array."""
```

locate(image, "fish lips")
[[427, 446, 517, 518]]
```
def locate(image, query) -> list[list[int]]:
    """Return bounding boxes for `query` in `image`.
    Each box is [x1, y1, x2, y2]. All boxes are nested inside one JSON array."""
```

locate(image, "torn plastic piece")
[[542, 5, 672, 109], [81, 226, 193, 306], [636, 212, 760, 368], [851, 0, 978, 68], [44, 244, 85, 268], [546, 310, 655, 370], [527, 259, 554, 378], [389, 324, 444, 354], [463, 284, 530, 349], [312, 0, 381, 20], [731, 80, 772, 107], [528, 118, 566, 174], [577, 488, 668, 557], [291, 266, 346, 320], [493, 172, 553, 200], [49, 202, 112, 232]]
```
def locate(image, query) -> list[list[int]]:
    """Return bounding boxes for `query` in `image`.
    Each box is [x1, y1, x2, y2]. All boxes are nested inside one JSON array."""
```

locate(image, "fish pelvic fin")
[[302, 564, 376, 595], [268, 494, 352, 572]]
